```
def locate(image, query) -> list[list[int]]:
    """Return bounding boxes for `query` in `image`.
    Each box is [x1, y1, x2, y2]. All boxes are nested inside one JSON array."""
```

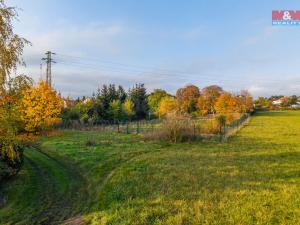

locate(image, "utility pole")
[[42, 51, 56, 87]]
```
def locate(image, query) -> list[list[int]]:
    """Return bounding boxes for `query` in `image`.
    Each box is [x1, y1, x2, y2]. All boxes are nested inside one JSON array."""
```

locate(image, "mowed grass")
[[1, 111, 300, 224]]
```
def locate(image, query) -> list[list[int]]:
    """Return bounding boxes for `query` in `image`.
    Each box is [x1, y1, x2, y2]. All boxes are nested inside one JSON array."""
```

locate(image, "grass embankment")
[[1, 111, 300, 224]]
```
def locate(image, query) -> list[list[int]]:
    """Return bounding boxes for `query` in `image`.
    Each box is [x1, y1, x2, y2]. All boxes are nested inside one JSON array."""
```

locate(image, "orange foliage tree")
[[197, 85, 223, 115], [214, 92, 240, 115], [20, 81, 63, 133], [176, 85, 200, 113]]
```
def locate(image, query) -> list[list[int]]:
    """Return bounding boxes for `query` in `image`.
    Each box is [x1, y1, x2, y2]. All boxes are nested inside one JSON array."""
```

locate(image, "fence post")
[[117, 122, 120, 133], [136, 121, 139, 134]]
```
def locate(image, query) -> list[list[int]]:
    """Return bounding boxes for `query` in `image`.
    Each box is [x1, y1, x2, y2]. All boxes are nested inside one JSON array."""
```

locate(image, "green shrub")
[[61, 107, 80, 127]]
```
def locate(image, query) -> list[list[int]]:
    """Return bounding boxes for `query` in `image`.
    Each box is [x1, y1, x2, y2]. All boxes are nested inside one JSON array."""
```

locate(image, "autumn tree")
[[148, 89, 171, 114], [176, 85, 200, 113], [214, 92, 240, 115], [197, 85, 223, 115], [197, 96, 210, 116], [122, 98, 135, 120], [156, 96, 178, 118], [0, 1, 31, 179], [0, 1, 30, 91], [108, 99, 122, 122], [20, 81, 63, 133]]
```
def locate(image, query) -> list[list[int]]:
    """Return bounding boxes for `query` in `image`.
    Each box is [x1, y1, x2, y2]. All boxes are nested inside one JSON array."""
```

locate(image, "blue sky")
[[8, 0, 300, 97]]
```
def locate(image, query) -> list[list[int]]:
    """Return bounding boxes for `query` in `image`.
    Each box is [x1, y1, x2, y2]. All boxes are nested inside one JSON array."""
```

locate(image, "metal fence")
[[223, 113, 251, 140], [58, 113, 251, 141]]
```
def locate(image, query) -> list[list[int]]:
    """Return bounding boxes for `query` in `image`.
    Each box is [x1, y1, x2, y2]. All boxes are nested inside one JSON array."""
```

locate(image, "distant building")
[[272, 97, 287, 105], [62, 97, 76, 108], [83, 97, 92, 104], [291, 104, 300, 109], [291, 100, 300, 109]]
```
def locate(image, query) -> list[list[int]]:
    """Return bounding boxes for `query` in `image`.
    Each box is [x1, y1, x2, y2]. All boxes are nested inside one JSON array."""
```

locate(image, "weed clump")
[[85, 139, 96, 147]]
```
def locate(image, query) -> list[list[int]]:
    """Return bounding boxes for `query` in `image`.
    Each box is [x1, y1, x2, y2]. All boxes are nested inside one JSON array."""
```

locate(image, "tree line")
[[62, 84, 254, 125]]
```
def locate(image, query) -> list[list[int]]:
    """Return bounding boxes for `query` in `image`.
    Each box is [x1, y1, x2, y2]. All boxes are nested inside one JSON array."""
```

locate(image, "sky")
[[7, 0, 300, 98]]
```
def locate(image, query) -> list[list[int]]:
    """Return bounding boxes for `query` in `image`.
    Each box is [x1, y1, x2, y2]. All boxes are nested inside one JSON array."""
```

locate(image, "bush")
[[61, 107, 80, 127], [143, 112, 196, 143], [0, 132, 23, 181], [162, 113, 188, 143]]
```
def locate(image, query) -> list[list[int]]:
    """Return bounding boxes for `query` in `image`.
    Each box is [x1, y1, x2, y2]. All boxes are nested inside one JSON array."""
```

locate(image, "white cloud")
[[247, 76, 300, 97], [22, 22, 125, 57]]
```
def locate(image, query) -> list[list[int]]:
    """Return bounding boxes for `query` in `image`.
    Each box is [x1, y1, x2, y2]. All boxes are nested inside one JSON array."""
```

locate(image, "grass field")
[[1, 111, 300, 224]]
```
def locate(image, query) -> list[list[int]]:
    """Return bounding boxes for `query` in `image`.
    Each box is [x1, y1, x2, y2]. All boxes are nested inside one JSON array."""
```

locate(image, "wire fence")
[[223, 113, 251, 140], [58, 113, 251, 141]]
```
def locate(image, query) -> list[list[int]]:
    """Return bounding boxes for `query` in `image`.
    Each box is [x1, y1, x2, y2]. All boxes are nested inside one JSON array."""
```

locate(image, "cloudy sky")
[[8, 0, 300, 98]]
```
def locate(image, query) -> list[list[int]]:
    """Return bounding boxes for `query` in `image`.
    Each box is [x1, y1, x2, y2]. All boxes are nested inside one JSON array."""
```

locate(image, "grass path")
[[0, 148, 87, 225], [1, 111, 300, 224]]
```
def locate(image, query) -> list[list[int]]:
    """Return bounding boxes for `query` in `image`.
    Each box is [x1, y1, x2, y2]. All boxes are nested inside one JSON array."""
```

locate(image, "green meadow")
[[1, 111, 300, 224]]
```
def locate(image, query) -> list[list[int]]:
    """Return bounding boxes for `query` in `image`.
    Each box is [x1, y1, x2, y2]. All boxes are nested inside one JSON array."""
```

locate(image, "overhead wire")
[[53, 53, 300, 86]]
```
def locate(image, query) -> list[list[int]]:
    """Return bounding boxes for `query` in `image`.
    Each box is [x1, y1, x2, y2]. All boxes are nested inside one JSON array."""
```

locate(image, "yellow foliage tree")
[[20, 81, 63, 132], [197, 96, 210, 116], [122, 98, 135, 119], [156, 96, 178, 118]]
